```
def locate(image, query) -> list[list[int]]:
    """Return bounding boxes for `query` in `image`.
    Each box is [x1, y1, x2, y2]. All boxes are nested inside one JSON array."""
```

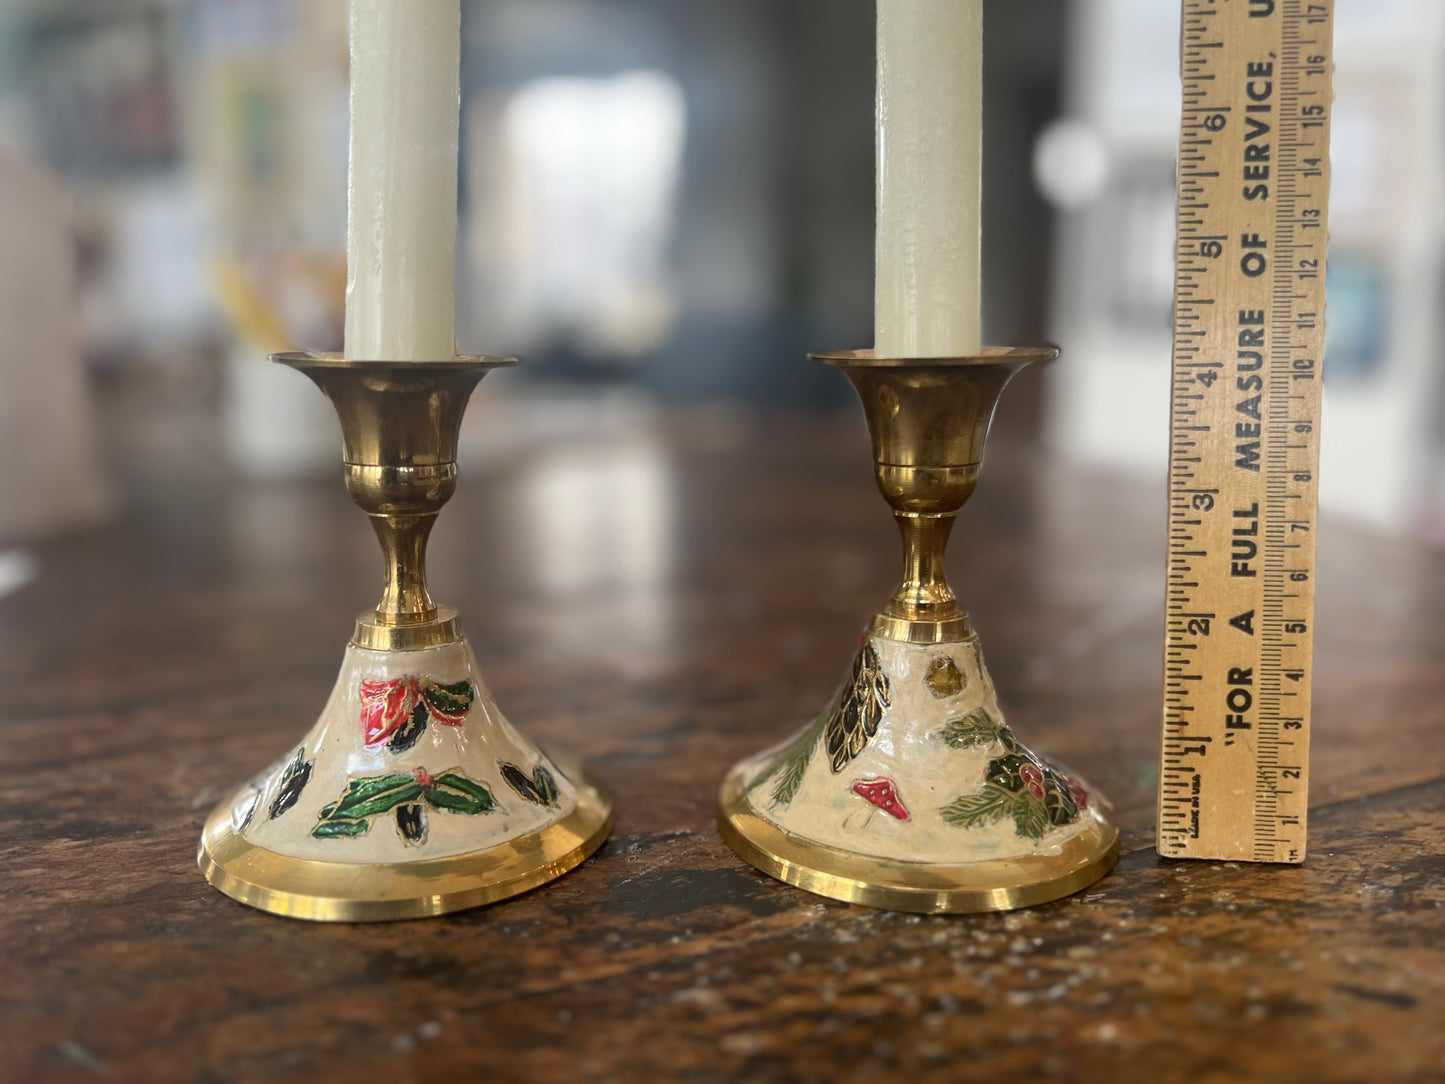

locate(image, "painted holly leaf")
[[1043, 766, 1081, 826], [387, 700, 431, 754], [987, 753, 1082, 826], [824, 642, 892, 773], [500, 762, 560, 808], [235, 750, 292, 830], [420, 679, 474, 726], [985, 753, 1033, 793], [533, 764, 560, 805], [852, 777, 910, 821], [313, 817, 368, 838], [939, 782, 1017, 829], [234, 788, 262, 832], [359, 678, 419, 747], [396, 803, 427, 845], [319, 772, 424, 821], [944, 749, 1084, 842], [313, 767, 495, 840], [268, 746, 313, 820], [425, 771, 496, 815], [1043, 782, 1078, 827]]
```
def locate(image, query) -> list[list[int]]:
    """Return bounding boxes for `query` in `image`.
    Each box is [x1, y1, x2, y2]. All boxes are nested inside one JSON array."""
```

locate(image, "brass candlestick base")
[[719, 348, 1117, 914], [198, 352, 612, 921]]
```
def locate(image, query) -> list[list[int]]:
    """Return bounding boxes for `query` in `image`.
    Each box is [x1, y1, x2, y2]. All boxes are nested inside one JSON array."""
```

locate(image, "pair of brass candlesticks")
[[199, 346, 1116, 920]]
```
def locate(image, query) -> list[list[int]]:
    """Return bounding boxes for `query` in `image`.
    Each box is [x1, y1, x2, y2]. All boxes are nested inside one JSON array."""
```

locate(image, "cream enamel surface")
[[744, 634, 1093, 864], [236, 639, 578, 864]]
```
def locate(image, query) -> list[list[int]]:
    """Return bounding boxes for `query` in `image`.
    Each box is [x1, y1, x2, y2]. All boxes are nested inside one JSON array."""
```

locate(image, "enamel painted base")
[[719, 633, 1118, 914], [198, 635, 612, 921]]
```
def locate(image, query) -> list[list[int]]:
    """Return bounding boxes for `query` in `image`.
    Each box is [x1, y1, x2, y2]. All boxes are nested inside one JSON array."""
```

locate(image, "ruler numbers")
[[1160, 0, 1332, 863]]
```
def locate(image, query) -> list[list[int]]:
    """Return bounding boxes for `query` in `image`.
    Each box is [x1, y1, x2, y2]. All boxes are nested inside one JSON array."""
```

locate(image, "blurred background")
[[0, 0, 1440, 582]]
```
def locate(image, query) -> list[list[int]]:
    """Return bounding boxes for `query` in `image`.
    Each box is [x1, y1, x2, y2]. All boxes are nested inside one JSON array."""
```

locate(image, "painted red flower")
[[412, 766, 435, 790], [1067, 776, 1090, 810], [852, 777, 910, 821], [1019, 762, 1046, 799], [359, 678, 418, 747]]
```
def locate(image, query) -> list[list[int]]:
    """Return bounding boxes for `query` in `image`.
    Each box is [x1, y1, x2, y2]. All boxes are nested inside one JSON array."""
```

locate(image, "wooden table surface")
[[2, 416, 1441, 1084]]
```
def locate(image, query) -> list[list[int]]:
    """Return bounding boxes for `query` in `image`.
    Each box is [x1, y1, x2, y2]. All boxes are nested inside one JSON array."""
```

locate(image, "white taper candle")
[[875, 0, 983, 358], [344, 0, 460, 361]]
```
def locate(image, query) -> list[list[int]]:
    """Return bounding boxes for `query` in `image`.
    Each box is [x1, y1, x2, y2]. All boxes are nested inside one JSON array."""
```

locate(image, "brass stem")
[[888, 512, 961, 622], [273, 353, 515, 652], [369, 513, 439, 626], [815, 348, 1059, 643], [343, 461, 456, 639]]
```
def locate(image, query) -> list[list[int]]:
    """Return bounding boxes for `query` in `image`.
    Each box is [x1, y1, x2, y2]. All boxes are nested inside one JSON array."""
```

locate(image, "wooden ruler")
[[1159, 0, 1333, 863]]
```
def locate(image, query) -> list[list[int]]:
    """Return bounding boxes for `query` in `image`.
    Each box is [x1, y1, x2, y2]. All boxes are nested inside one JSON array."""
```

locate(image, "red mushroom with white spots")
[[852, 777, 910, 822]]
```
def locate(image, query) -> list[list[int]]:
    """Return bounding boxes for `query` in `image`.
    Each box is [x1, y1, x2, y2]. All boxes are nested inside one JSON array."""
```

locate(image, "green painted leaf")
[[323, 773, 424, 820], [500, 763, 542, 804], [1042, 767, 1080, 827], [421, 679, 474, 722], [268, 746, 312, 820], [1011, 792, 1051, 841], [426, 772, 496, 815], [938, 707, 1006, 750], [533, 764, 560, 806], [312, 817, 369, 839], [498, 762, 560, 808], [770, 740, 814, 806], [236, 789, 261, 832], [749, 710, 826, 808], [940, 782, 1017, 828], [985, 753, 1033, 793]]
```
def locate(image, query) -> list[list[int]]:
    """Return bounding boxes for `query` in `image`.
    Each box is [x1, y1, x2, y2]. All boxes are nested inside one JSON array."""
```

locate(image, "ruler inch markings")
[[1158, 0, 1330, 865]]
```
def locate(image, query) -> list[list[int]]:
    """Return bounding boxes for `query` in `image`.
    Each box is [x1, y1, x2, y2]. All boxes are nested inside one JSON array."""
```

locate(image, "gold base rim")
[[717, 766, 1118, 914], [199, 762, 612, 922]]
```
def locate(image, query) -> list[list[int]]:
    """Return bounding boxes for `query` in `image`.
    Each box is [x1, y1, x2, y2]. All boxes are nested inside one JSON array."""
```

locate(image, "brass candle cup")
[[198, 352, 613, 921], [719, 347, 1118, 913]]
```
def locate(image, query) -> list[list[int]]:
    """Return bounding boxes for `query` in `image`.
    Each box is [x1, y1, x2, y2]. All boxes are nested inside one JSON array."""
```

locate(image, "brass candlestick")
[[719, 347, 1118, 913], [199, 352, 612, 921]]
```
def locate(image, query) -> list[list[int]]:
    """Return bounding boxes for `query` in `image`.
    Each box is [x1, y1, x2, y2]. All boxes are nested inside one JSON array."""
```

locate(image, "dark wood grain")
[[0, 417, 1440, 1084]]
